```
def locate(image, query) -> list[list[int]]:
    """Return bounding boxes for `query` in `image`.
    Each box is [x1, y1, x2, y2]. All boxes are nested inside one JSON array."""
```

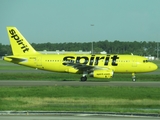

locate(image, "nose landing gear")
[[132, 73, 136, 82]]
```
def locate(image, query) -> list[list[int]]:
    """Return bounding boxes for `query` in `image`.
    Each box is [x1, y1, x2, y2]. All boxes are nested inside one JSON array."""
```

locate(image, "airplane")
[[3, 27, 158, 82]]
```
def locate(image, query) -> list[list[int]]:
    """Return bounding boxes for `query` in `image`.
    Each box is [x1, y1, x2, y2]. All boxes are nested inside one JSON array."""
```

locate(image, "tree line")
[[0, 40, 159, 57]]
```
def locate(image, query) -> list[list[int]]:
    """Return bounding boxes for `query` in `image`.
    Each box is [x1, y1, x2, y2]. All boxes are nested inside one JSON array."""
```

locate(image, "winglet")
[[7, 27, 39, 55]]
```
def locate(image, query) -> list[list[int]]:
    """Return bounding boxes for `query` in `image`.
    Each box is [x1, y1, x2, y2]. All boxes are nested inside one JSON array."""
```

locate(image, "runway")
[[0, 115, 159, 120], [0, 80, 160, 87]]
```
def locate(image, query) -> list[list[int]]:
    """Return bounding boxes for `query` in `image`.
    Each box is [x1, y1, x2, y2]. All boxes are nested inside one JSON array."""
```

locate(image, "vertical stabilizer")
[[7, 27, 38, 55]]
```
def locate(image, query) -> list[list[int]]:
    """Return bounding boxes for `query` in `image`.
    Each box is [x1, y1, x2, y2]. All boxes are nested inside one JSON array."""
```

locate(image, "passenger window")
[[143, 60, 148, 63]]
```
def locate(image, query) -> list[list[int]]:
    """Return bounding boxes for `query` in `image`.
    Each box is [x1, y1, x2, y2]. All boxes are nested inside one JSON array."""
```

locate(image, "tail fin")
[[7, 27, 39, 55]]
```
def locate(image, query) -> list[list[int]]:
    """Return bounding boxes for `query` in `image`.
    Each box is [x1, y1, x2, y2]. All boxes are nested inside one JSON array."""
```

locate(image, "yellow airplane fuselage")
[[4, 54, 157, 73]]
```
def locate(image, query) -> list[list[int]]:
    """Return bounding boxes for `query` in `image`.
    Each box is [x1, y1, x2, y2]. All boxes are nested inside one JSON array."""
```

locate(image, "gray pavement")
[[0, 115, 160, 120], [0, 80, 160, 87]]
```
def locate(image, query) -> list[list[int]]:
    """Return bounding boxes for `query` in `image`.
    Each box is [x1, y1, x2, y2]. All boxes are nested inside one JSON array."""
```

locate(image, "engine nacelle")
[[91, 69, 113, 79], [65, 68, 79, 73]]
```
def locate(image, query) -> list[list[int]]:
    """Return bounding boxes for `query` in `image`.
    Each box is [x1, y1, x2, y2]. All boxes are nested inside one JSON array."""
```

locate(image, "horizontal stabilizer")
[[3, 56, 27, 63]]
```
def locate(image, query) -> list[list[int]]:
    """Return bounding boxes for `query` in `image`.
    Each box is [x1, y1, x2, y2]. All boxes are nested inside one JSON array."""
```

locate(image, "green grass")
[[0, 86, 160, 113]]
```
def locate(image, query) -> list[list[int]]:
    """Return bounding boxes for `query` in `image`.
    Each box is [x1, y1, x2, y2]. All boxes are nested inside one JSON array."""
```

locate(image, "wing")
[[63, 61, 110, 72]]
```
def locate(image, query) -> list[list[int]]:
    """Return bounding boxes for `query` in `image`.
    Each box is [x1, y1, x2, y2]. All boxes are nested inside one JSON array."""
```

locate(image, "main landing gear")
[[132, 73, 136, 82], [80, 72, 88, 82], [80, 75, 87, 81]]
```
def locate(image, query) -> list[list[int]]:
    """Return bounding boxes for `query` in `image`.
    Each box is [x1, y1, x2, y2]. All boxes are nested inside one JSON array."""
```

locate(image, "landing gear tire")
[[80, 76, 87, 82], [132, 78, 136, 82], [132, 73, 136, 82]]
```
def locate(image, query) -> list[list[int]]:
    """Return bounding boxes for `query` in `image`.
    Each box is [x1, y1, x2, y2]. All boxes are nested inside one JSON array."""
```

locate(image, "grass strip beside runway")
[[0, 86, 160, 113]]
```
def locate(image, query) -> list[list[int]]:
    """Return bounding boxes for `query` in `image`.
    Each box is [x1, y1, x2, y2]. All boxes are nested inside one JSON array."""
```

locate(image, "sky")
[[1, 0, 160, 45]]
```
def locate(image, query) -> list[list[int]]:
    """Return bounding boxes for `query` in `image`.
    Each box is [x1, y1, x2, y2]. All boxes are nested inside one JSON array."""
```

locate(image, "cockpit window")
[[143, 60, 148, 63]]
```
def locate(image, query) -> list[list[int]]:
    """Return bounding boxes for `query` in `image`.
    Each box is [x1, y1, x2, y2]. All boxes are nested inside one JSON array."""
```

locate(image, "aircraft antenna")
[[157, 42, 159, 59], [91, 24, 94, 54]]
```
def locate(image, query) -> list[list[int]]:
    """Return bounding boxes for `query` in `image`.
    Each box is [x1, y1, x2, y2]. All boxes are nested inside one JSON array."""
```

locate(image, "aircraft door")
[[132, 56, 137, 67], [36, 57, 42, 67]]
